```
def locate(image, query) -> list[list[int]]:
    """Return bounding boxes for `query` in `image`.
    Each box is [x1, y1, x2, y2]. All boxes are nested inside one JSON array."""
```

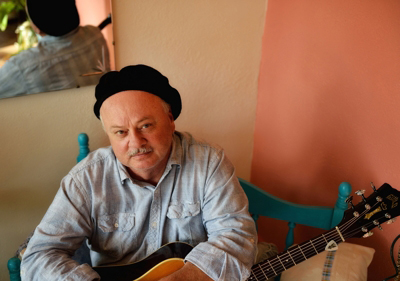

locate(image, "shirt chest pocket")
[[167, 202, 201, 219], [166, 201, 205, 245], [98, 213, 135, 232]]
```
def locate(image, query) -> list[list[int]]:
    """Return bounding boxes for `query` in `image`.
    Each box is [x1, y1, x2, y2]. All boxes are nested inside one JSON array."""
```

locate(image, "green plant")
[[0, 0, 37, 54], [0, 0, 25, 31], [15, 20, 36, 53]]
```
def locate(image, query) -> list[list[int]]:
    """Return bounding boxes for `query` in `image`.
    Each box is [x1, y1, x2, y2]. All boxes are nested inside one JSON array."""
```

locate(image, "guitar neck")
[[248, 228, 344, 280], [247, 183, 400, 280]]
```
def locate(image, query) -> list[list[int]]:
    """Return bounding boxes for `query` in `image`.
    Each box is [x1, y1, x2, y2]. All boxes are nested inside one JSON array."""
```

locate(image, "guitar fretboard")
[[246, 192, 391, 281], [248, 229, 343, 280]]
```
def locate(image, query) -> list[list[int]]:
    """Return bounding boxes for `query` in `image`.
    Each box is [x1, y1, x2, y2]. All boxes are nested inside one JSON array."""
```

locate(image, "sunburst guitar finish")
[[93, 242, 193, 281]]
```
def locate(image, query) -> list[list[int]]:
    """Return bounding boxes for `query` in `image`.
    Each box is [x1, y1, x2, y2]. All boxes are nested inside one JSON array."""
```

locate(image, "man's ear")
[[168, 111, 174, 122], [168, 111, 176, 131]]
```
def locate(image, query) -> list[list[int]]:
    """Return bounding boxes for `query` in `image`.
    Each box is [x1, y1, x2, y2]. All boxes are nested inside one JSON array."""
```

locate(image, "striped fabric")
[[321, 250, 337, 281]]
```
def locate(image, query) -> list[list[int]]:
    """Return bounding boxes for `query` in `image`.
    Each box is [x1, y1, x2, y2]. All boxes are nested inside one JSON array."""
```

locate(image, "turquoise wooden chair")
[[239, 178, 351, 250], [8, 133, 351, 280]]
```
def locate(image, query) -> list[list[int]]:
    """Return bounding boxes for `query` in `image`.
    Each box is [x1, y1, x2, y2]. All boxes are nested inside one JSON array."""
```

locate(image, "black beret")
[[26, 0, 80, 37], [94, 65, 182, 120]]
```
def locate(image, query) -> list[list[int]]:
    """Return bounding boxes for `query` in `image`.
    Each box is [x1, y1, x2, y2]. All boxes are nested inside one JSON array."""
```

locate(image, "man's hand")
[[159, 261, 213, 281]]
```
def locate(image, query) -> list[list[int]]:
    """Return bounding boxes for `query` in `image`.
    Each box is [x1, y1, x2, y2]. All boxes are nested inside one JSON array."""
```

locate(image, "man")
[[0, 0, 110, 99], [21, 65, 257, 280]]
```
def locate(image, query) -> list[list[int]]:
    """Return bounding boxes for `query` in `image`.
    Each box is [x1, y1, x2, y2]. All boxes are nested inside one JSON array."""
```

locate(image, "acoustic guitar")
[[93, 183, 400, 281]]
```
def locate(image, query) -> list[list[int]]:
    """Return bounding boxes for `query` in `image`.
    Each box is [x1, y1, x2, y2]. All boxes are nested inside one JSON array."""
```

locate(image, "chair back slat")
[[239, 178, 352, 250]]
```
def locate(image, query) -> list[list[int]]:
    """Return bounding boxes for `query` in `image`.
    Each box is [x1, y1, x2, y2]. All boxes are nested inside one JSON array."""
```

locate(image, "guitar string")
[[251, 192, 390, 280], [252, 214, 385, 280], [249, 219, 377, 281], [250, 215, 360, 279], [250, 228, 343, 279], [250, 229, 343, 280], [250, 203, 383, 280], [250, 200, 383, 280], [255, 205, 379, 276], [250, 218, 381, 281], [250, 213, 362, 277]]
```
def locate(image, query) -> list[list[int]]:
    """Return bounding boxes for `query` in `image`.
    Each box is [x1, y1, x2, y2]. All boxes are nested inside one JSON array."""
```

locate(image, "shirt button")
[[152, 222, 157, 228], [114, 223, 119, 228]]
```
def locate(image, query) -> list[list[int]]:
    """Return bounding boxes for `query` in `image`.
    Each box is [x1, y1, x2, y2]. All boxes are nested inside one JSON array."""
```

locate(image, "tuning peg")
[[370, 182, 377, 192], [356, 190, 371, 209], [345, 196, 355, 209], [355, 190, 367, 202], [373, 220, 383, 230], [362, 226, 374, 237], [384, 213, 396, 224], [346, 196, 360, 217], [363, 231, 374, 238], [387, 218, 396, 224]]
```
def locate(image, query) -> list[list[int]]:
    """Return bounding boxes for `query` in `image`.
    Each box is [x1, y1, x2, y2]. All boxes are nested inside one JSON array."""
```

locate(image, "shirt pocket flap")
[[98, 213, 135, 232], [167, 202, 200, 219]]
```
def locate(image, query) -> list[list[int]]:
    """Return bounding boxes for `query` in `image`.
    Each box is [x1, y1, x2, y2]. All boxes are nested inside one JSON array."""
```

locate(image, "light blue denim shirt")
[[0, 25, 110, 99], [21, 132, 257, 281]]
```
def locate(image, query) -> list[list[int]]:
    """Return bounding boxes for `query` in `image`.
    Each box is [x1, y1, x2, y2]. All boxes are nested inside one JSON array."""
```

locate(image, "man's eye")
[[116, 130, 126, 135], [142, 124, 152, 129]]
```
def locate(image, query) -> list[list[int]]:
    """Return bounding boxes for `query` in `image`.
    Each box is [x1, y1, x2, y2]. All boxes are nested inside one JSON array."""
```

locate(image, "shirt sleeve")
[[20, 175, 101, 281], [0, 59, 28, 99], [184, 150, 258, 281]]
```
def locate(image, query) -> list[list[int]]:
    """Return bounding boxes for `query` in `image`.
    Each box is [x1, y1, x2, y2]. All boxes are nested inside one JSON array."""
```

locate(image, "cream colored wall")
[[0, 87, 109, 280], [112, 0, 266, 178], [1, 1, 265, 278]]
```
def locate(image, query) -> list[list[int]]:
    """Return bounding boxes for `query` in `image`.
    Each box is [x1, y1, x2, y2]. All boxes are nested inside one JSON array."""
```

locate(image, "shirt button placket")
[[149, 188, 161, 252]]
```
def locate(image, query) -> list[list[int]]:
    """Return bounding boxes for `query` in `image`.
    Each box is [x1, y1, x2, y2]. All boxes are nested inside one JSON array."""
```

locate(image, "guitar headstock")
[[339, 183, 400, 239]]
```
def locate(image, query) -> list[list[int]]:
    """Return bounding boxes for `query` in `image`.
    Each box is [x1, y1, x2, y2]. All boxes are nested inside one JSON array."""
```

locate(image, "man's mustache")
[[127, 147, 153, 157]]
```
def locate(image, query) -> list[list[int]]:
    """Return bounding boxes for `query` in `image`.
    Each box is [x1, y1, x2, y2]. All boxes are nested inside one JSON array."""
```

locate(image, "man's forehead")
[[100, 91, 166, 121], [102, 90, 163, 108]]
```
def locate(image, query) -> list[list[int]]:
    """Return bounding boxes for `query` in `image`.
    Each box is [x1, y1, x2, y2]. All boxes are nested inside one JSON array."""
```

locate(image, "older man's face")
[[100, 90, 175, 183]]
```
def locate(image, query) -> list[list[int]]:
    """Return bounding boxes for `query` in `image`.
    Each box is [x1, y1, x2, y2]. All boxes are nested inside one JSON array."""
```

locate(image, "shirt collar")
[[39, 27, 80, 43], [167, 132, 183, 168]]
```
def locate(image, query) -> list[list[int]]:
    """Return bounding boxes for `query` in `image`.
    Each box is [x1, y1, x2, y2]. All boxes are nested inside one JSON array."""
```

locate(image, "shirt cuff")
[[185, 242, 252, 281]]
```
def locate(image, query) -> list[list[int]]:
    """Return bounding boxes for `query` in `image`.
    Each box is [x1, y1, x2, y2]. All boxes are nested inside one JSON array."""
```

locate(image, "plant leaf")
[[0, 14, 8, 31], [0, 1, 17, 31]]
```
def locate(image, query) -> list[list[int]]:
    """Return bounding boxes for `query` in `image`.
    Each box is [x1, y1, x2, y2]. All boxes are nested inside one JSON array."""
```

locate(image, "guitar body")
[[135, 258, 185, 281], [93, 242, 193, 281]]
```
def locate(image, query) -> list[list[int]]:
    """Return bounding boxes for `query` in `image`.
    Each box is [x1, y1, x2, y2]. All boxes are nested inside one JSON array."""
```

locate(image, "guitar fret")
[[249, 232, 349, 280], [248, 271, 257, 281], [276, 255, 287, 270], [258, 264, 268, 280], [310, 240, 318, 254], [321, 233, 328, 244], [267, 259, 277, 276], [298, 244, 307, 260], [287, 249, 296, 265]]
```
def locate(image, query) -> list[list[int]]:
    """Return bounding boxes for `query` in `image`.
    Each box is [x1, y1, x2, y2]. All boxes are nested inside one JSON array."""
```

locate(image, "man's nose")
[[129, 131, 147, 148]]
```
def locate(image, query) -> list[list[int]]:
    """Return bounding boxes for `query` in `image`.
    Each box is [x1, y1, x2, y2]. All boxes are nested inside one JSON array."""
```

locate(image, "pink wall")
[[252, 0, 400, 279], [75, 0, 114, 69]]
